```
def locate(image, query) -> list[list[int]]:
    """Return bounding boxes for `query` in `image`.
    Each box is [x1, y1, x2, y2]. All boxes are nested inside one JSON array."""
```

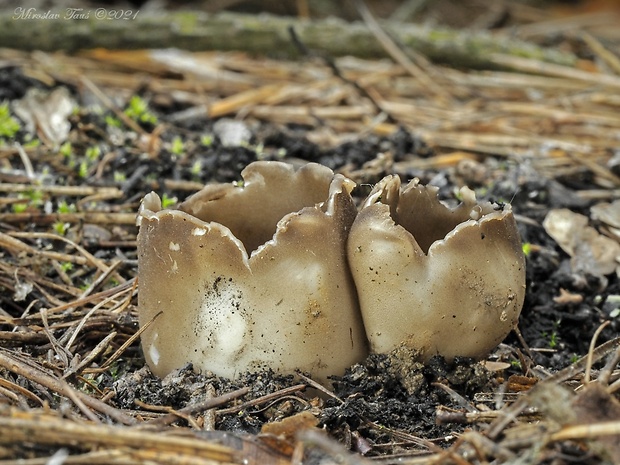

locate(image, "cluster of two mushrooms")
[[137, 162, 526, 383]]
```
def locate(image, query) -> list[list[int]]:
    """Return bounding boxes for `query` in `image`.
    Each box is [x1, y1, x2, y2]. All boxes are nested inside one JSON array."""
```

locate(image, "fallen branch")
[[0, 10, 576, 68]]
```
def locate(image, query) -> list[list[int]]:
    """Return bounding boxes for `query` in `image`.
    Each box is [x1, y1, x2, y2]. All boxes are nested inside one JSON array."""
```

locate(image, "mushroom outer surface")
[[346, 175, 526, 361], [137, 162, 368, 382]]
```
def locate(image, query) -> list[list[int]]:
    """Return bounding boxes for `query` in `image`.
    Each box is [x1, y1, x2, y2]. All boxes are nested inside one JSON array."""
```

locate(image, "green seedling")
[[0, 102, 20, 139], [53, 221, 69, 236], [12, 188, 44, 213], [522, 242, 532, 257], [170, 136, 185, 155], [23, 138, 40, 148], [549, 331, 558, 349], [85, 146, 101, 160], [124, 96, 158, 125], [57, 200, 76, 214], [105, 115, 122, 128], [78, 160, 89, 178], [254, 143, 265, 159], [60, 262, 73, 273], [12, 202, 27, 213], [201, 134, 214, 146], [108, 361, 121, 380], [113, 171, 127, 182], [60, 141, 73, 158], [161, 193, 177, 209], [542, 330, 559, 349], [190, 160, 202, 176], [240, 141, 270, 160]]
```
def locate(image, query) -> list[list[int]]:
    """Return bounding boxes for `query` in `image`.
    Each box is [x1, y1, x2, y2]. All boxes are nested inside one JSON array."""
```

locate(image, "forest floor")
[[1, 1, 620, 464]]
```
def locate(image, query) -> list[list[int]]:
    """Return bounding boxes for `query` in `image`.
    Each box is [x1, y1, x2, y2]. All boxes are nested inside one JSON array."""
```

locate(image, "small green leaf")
[[60, 141, 73, 158], [190, 160, 202, 176], [201, 134, 214, 146], [170, 136, 185, 155], [113, 171, 127, 182], [0, 102, 21, 138], [23, 138, 40, 148], [124, 96, 158, 125], [57, 201, 76, 214], [78, 160, 89, 178], [161, 193, 177, 209], [12, 202, 27, 213], [105, 115, 122, 128], [85, 146, 101, 160], [53, 221, 69, 236], [60, 262, 73, 273]]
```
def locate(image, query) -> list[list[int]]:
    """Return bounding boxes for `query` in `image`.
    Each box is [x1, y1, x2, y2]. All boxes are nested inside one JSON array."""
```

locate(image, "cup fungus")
[[347, 175, 526, 361], [137, 162, 367, 382]]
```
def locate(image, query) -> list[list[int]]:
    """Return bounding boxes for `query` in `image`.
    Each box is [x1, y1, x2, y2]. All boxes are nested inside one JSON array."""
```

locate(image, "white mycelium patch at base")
[[193, 277, 248, 360]]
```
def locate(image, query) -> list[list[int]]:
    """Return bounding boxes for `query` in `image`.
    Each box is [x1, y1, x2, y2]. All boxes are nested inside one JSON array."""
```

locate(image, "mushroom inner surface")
[[179, 163, 333, 254], [378, 180, 497, 254]]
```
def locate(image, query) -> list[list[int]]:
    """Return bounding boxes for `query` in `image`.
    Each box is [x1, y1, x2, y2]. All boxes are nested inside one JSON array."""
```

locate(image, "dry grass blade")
[[216, 384, 307, 415], [549, 421, 620, 441], [585, 321, 611, 384], [353, 0, 452, 103], [0, 411, 239, 465], [0, 182, 123, 198], [298, 429, 374, 465], [490, 54, 620, 88], [0, 376, 44, 406], [8, 231, 115, 275], [62, 331, 117, 379], [0, 348, 135, 425], [0, 231, 87, 265], [0, 211, 137, 225], [209, 85, 282, 118], [148, 386, 251, 427], [580, 31, 620, 75]]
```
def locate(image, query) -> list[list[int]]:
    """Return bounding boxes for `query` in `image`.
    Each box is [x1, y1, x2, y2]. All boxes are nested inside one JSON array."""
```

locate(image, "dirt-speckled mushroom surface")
[[137, 162, 367, 383]]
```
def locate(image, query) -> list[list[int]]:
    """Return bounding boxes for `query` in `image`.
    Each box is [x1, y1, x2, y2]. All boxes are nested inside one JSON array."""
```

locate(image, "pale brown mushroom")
[[137, 161, 367, 382], [347, 175, 526, 361]]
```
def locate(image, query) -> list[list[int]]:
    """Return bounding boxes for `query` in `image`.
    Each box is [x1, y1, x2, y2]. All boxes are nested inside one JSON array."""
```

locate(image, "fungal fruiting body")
[[137, 162, 368, 382], [347, 175, 526, 361], [138, 162, 527, 381]]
